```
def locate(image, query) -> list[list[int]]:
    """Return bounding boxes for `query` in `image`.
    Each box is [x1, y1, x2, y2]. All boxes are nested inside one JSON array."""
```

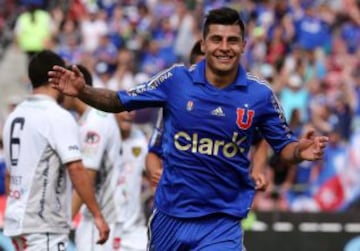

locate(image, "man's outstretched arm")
[[79, 84, 125, 113], [49, 65, 126, 113]]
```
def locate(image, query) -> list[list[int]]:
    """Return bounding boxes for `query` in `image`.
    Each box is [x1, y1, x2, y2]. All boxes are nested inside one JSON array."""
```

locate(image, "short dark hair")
[[28, 50, 65, 88], [203, 7, 245, 40], [189, 40, 204, 64], [66, 64, 93, 86]]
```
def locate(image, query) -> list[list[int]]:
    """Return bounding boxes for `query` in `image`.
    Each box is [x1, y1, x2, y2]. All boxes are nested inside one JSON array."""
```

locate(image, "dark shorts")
[[148, 209, 245, 251]]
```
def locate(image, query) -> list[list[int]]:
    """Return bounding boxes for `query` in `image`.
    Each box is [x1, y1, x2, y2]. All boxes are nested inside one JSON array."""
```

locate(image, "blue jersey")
[[118, 60, 297, 218]]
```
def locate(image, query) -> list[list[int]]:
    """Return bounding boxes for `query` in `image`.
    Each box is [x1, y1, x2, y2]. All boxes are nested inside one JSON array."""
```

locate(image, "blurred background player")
[[2, 50, 109, 250], [63, 64, 121, 251], [110, 110, 148, 251]]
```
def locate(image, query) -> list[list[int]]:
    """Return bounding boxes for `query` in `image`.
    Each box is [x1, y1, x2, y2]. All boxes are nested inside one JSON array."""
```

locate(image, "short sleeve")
[[117, 65, 180, 111], [51, 111, 82, 164], [259, 91, 297, 153]]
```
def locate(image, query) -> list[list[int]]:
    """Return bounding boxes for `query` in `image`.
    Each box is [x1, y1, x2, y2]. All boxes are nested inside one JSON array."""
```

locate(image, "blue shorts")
[[148, 209, 245, 251]]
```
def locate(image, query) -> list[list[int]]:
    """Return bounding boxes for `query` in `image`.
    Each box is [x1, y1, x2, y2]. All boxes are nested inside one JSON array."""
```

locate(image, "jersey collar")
[[29, 94, 57, 102], [192, 59, 248, 87]]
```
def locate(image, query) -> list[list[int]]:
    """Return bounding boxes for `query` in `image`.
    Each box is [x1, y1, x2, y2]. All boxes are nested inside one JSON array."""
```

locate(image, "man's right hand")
[[94, 215, 110, 244], [48, 65, 86, 97]]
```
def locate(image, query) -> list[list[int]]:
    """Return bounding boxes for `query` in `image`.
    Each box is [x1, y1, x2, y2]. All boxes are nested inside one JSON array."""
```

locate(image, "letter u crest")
[[236, 108, 254, 130]]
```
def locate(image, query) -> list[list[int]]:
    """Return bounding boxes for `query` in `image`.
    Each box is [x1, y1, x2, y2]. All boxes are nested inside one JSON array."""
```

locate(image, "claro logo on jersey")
[[174, 131, 247, 158]]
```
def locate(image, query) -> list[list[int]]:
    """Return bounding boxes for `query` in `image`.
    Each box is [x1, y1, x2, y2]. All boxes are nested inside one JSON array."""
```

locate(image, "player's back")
[[2, 94, 81, 236]]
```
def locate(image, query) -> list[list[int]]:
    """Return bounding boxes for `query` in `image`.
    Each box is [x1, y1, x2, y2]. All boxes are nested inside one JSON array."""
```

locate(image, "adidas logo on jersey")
[[211, 106, 225, 117]]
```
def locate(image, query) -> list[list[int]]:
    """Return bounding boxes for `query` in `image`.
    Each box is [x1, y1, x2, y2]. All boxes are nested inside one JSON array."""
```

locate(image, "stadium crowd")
[[0, 0, 360, 219]]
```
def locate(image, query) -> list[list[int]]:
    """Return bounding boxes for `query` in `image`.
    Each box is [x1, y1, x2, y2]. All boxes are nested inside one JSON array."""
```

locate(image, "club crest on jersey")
[[85, 131, 100, 144], [132, 146, 142, 157], [186, 101, 194, 111], [236, 108, 254, 130], [113, 237, 121, 250]]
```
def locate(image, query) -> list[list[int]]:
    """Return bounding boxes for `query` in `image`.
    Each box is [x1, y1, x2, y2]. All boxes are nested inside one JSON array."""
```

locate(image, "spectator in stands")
[[279, 74, 309, 123], [14, 3, 53, 59], [80, 6, 108, 52], [113, 47, 137, 90]]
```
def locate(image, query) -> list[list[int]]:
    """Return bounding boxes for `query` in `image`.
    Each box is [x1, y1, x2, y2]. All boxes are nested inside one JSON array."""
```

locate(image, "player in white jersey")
[[62, 65, 122, 251], [107, 110, 148, 251], [1, 50, 109, 251]]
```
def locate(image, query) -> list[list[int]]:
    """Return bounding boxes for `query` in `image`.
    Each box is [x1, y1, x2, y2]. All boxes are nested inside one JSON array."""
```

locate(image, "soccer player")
[[48, 7, 328, 250], [62, 65, 121, 251], [145, 40, 268, 191], [108, 110, 149, 251], [2, 50, 109, 250]]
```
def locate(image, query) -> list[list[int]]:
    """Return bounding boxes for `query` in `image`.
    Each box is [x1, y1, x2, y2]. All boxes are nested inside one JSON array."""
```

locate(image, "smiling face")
[[202, 24, 245, 77], [200, 7, 247, 87]]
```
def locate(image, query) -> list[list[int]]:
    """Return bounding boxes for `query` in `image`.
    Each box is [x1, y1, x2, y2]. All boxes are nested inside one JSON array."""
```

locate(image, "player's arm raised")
[[49, 65, 125, 113]]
